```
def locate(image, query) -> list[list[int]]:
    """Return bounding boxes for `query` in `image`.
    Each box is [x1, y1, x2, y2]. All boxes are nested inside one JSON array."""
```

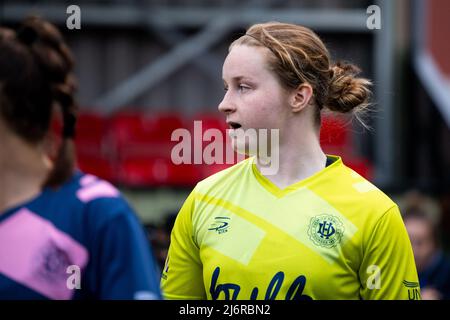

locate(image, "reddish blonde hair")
[[231, 22, 372, 122]]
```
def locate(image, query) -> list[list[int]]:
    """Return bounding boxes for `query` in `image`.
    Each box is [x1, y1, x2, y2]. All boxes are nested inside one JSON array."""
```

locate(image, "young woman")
[[0, 17, 161, 300], [161, 22, 420, 300]]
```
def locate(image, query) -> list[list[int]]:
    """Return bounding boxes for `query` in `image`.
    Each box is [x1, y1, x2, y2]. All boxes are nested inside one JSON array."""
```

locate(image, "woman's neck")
[[256, 120, 326, 190], [0, 122, 50, 213]]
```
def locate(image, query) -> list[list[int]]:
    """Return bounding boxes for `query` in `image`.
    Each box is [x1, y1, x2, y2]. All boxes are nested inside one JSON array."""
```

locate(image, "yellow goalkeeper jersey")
[[161, 155, 420, 300]]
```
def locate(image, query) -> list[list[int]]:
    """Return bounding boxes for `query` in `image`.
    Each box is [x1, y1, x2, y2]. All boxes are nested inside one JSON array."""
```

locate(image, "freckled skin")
[[219, 45, 292, 153]]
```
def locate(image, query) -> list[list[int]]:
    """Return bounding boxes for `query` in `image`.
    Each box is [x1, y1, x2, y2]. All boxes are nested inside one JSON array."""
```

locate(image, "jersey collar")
[[251, 155, 342, 198]]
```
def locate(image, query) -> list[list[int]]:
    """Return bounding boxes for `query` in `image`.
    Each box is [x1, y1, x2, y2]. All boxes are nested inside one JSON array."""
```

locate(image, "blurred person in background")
[[147, 212, 177, 270], [161, 22, 420, 300], [398, 190, 442, 226], [0, 16, 161, 300], [404, 208, 450, 300]]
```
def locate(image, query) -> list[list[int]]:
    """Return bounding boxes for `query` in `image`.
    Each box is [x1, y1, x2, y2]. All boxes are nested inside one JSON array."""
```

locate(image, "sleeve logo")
[[208, 217, 231, 234], [403, 280, 421, 300]]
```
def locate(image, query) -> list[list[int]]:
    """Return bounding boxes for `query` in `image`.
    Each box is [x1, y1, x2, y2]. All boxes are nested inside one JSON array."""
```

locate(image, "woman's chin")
[[231, 140, 257, 157]]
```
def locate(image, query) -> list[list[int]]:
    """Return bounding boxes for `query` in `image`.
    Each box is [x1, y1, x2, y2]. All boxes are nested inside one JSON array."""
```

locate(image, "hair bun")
[[325, 61, 371, 114]]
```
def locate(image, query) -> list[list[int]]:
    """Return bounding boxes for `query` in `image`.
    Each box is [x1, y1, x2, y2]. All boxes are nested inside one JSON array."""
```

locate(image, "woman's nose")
[[218, 94, 236, 114]]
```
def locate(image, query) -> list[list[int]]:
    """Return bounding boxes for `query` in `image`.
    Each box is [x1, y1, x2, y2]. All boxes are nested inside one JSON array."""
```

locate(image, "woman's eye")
[[238, 84, 250, 92]]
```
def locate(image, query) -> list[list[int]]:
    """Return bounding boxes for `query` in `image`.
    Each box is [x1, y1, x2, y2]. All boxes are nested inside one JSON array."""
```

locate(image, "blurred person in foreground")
[[0, 17, 161, 300], [161, 22, 420, 300], [404, 209, 450, 300]]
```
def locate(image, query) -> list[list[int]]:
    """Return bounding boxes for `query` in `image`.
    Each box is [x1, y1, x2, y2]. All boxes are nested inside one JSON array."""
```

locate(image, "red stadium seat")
[[74, 110, 374, 186], [190, 113, 234, 179], [118, 157, 201, 187], [110, 112, 186, 159], [110, 112, 201, 186], [320, 116, 374, 180], [320, 116, 351, 148]]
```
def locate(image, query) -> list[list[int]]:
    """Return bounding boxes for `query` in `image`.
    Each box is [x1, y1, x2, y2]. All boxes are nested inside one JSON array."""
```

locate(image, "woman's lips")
[[227, 121, 242, 129]]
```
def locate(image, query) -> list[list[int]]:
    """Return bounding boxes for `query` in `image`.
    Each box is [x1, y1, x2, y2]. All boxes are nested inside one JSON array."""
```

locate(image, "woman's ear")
[[290, 83, 313, 113]]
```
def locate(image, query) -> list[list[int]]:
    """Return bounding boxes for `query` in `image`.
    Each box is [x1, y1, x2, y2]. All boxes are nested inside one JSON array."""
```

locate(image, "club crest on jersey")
[[308, 214, 344, 248], [208, 217, 230, 234]]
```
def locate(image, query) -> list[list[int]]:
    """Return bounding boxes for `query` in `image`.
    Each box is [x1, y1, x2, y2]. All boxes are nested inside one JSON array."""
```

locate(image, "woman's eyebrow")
[[223, 76, 254, 82]]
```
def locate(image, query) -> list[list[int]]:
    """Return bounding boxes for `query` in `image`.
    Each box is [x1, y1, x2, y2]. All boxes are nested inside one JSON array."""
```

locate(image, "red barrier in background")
[[74, 112, 372, 187], [75, 113, 115, 182]]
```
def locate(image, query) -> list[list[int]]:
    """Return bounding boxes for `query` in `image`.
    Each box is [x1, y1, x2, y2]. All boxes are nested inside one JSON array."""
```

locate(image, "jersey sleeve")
[[160, 191, 205, 299], [88, 199, 162, 300], [359, 205, 421, 300]]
